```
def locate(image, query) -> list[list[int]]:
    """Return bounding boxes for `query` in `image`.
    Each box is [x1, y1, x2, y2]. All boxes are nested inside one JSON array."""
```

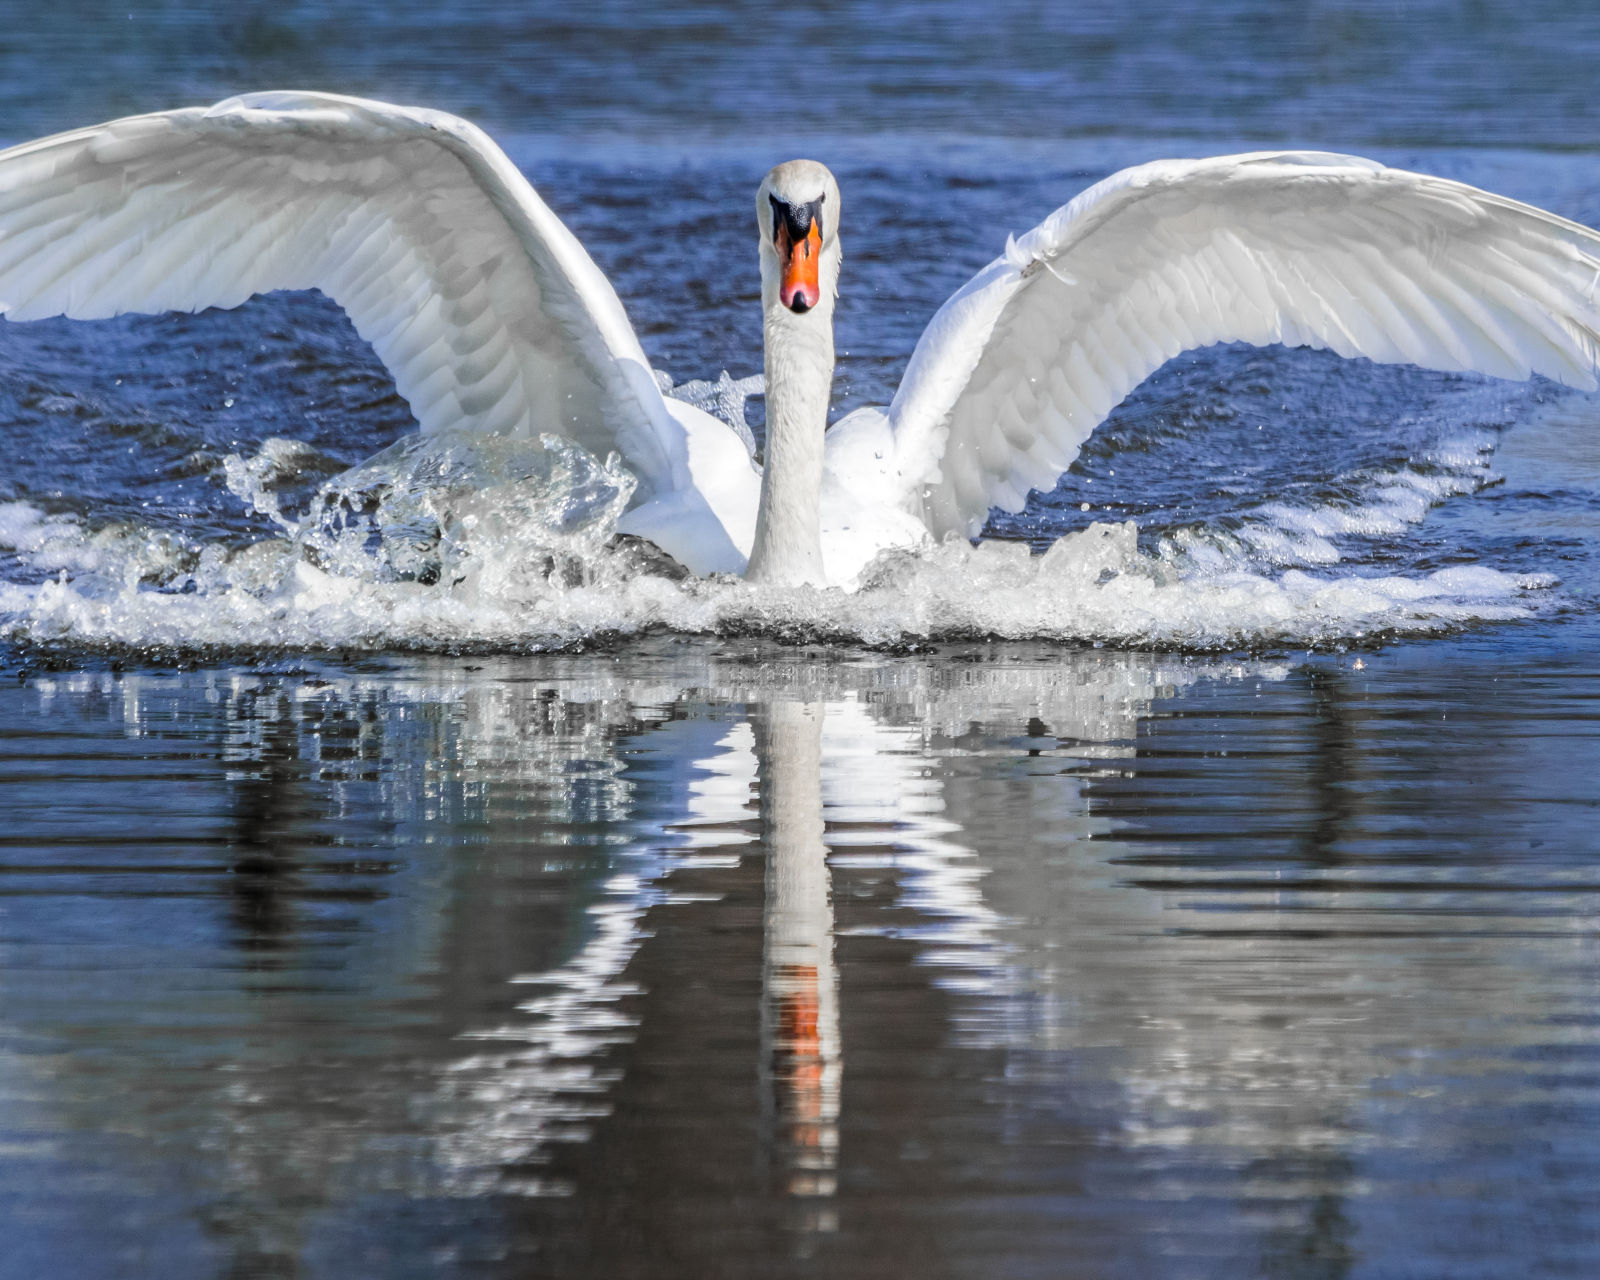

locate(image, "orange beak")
[[777, 218, 822, 313]]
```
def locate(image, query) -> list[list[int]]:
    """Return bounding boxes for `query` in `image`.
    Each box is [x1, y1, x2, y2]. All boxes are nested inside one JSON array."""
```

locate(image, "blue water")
[[0, 3, 1597, 1277]]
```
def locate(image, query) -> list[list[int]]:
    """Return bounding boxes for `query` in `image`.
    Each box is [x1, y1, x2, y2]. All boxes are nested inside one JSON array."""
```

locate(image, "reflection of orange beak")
[[777, 219, 822, 313], [776, 963, 824, 1130]]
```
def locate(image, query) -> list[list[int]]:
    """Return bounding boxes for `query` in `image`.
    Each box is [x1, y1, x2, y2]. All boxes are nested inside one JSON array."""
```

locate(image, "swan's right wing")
[[887, 152, 1600, 538], [0, 90, 688, 495]]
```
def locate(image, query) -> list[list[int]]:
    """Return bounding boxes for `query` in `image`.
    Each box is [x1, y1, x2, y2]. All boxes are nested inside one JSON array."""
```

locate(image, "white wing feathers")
[[889, 152, 1600, 538], [0, 91, 687, 495]]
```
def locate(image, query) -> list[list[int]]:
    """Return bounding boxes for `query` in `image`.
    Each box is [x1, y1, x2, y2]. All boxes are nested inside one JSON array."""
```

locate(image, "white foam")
[[1158, 431, 1500, 571], [0, 429, 1552, 654]]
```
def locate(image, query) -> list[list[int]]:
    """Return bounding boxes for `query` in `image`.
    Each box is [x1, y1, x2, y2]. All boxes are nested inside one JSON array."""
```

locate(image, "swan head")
[[757, 160, 840, 316]]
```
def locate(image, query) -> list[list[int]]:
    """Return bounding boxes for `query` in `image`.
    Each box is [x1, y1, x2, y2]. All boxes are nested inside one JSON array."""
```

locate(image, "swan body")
[[1, 91, 1599, 588]]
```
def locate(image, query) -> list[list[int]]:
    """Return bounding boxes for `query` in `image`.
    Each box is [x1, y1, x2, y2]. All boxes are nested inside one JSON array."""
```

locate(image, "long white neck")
[[745, 250, 838, 587]]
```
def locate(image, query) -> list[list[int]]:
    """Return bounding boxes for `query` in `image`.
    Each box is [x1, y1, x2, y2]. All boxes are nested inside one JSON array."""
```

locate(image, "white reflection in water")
[[3, 646, 1325, 1274], [435, 715, 759, 1196], [418, 652, 1220, 1201], [758, 700, 841, 1217]]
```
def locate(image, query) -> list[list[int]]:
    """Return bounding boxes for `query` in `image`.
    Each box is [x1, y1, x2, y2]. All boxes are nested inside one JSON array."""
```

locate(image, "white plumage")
[[0, 93, 1596, 588], [891, 152, 1600, 542]]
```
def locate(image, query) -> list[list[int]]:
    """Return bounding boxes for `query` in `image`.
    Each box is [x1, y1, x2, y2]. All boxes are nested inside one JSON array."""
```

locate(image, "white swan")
[[1, 90, 1598, 588]]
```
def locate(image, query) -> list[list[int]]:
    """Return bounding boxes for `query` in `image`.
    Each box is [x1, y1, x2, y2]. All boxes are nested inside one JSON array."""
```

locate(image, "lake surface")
[[0, 3, 1597, 1277]]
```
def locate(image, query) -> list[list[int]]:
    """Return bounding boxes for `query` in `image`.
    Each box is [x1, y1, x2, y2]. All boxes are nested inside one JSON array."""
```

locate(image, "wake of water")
[[0, 402, 1553, 654]]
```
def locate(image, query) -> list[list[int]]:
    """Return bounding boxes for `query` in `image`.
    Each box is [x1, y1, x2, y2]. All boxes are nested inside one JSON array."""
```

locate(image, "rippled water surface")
[[0, 3, 1598, 1277], [5, 639, 1599, 1279]]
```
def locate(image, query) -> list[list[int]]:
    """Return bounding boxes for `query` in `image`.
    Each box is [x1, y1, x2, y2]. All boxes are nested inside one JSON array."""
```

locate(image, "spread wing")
[[0, 90, 688, 495], [886, 152, 1600, 537]]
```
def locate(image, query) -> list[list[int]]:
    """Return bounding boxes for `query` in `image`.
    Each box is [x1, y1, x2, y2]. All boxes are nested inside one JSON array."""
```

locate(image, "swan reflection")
[[757, 699, 840, 1211], [6, 646, 1322, 1273], [420, 649, 1208, 1201]]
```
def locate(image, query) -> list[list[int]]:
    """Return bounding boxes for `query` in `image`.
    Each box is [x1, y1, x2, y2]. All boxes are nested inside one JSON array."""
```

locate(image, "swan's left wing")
[[885, 152, 1600, 537], [0, 90, 691, 497]]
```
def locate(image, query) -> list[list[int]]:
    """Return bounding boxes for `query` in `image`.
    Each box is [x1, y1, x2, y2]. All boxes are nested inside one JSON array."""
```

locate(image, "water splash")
[[656, 367, 763, 459], [290, 428, 637, 590], [0, 416, 1558, 655]]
